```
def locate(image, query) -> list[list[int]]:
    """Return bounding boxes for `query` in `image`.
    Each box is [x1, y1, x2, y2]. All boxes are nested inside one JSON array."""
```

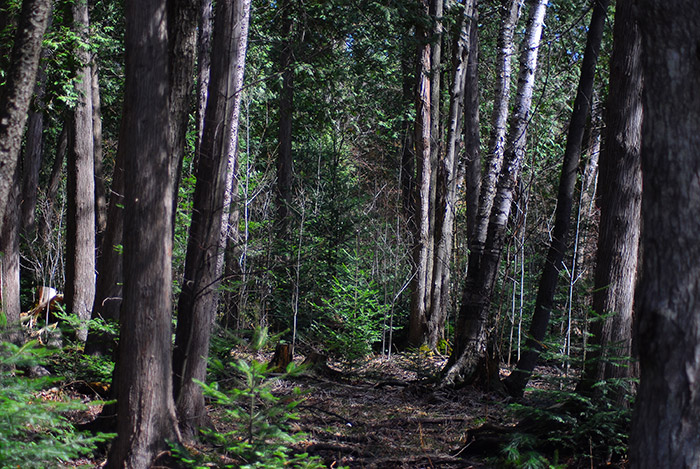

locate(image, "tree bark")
[[0, 164, 21, 343], [167, 0, 199, 226], [504, 0, 610, 397], [441, 0, 547, 388], [576, 0, 641, 403], [64, 0, 96, 342], [92, 63, 107, 245], [105, 0, 180, 465], [407, 0, 433, 347], [195, 0, 213, 157], [172, 0, 251, 439], [0, 0, 51, 236], [427, 0, 477, 349], [20, 49, 48, 238], [629, 2, 700, 467], [471, 0, 522, 259], [463, 2, 481, 246]]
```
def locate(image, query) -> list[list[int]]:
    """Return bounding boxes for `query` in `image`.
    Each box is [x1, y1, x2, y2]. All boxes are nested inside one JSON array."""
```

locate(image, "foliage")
[[171, 328, 327, 468], [0, 341, 114, 468], [497, 378, 633, 467], [310, 260, 390, 365]]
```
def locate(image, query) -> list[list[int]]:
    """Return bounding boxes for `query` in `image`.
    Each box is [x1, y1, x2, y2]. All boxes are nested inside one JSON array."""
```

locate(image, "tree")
[[426, 0, 478, 349], [503, 0, 610, 397], [105, 0, 180, 465], [441, 0, 548, 388], [407, 0, 434, 347], [173, 0, 251, 439], [576, 0, 641, 402], [64, 0, 96, 342], [471, 0, 522, 256], [0, 0, 52, 237], [629, 1, 700, 466]]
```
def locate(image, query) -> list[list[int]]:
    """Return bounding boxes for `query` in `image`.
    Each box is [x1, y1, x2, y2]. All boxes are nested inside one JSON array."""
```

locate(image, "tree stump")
[[268, 343, 293, 372]]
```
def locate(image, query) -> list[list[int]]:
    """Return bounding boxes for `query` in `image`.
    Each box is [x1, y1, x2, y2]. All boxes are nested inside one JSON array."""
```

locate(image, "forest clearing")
[[1, 0, 699, 467]]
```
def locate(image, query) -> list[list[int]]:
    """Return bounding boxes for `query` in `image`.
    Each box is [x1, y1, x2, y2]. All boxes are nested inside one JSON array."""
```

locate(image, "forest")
[[0, 0, 698, 467]]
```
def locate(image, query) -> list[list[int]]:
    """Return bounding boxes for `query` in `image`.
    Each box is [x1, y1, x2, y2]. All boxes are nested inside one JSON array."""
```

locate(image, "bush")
[[310, 263, 388, 365], [171, 328, 328, 468], [0, 341, 113, 468]]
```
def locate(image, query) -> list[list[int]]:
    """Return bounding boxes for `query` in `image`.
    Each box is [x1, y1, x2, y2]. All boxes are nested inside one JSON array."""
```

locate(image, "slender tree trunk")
[[195, 0, 213, 157], [105, 0, 180, 465], [441, 0, 547, 388], [20, 47, 48, 238], [464, 2, 481, 245], [504, 0, 610, 397], [471, 0, 522, 258], [40, 123, 67, 244], [427, 0, 477, 349], [84, 126, 123, 356], [172, 0, 251, 439], [0, 165, 21, 343], [276, 0, 293, 238], [167, 0, 199, 223], [577, 0, 641, 403], [630, 2, 700, 466], [64, 0, 95, 342], [407, 0, 433, 346], [92, 63, 107, 245], [0, 0, 51, 236]]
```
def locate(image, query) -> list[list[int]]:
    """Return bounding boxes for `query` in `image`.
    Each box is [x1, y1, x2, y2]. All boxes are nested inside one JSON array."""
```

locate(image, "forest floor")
[[60, 350, 626, 468]]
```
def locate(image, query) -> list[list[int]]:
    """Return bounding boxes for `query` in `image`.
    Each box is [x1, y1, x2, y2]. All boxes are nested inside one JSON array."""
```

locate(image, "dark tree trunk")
[[0, 164, 21, 343], [172, 0, 251, 439], [39, 123, 67, 244], [105, 0, 180, 465], [276, 0, 294, 238], [504, 0, 610, 397], [167, 0, 199, 225], [64, 0, 96, 342], [195, 0, 213, 157], [576, 0, 641, 403], [441, 0, 548, 388], [84, 126, 124, 356], [92, 63, 107, 246], [20, 53, 48, 238], [463, 2, 481, 245], [0, 0, 51, 236], [630, 2, 700, 467]]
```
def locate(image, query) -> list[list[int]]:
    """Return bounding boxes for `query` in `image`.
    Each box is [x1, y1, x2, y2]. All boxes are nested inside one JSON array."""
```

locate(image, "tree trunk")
[[167, 0, 199, 226], [105, 0, 180, 465], [504, 0, 610, 397], [427, 0, 477, 349], [471, 0, 522, 258], [20, 49, 48, 238], [172, 0, 251, 439], [64, 0, 96, 342], [84, 123, 124, 356], [0, 164, 21, 343], [92, 63, 107, 245], [629, 2, 700, 467], [441, 0, 548, 388], [195, 0, 213, 157], [463, 2, 481, 245], [576, 0, 641, 403], [276, 0, 294, 238], [0, 0, 51, 236], [407, 0, 433, 347]]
